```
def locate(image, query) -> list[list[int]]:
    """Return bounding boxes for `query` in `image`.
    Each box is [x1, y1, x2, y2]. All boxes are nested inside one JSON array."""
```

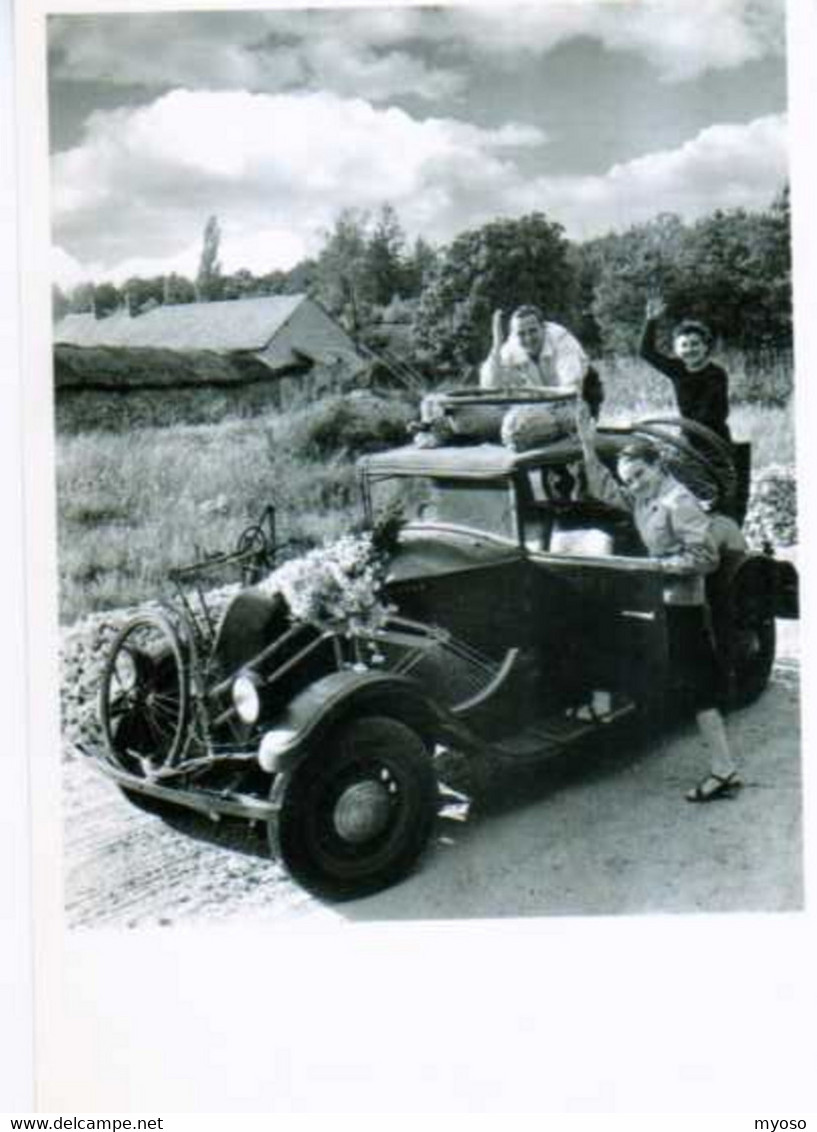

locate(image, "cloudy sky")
[[48, 0, 789, 289]]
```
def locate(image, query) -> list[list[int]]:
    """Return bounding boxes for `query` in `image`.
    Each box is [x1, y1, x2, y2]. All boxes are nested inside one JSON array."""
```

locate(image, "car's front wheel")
[[269, 715, 438, 901]]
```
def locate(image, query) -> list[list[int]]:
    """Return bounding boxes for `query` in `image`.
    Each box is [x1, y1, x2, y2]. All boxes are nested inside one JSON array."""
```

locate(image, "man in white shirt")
[[479, 305, 588, 392]]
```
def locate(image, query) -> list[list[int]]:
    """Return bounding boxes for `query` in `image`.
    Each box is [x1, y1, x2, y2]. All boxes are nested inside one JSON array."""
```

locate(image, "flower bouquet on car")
[[256, 509, 403, 638]]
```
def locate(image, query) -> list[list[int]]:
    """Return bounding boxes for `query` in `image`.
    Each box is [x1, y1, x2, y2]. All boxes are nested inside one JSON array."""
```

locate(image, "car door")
[[529, 553, 670, 708]]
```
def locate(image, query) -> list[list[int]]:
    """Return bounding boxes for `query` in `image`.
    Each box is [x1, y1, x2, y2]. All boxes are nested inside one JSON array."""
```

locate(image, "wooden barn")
[[53, 294, 369, 431]]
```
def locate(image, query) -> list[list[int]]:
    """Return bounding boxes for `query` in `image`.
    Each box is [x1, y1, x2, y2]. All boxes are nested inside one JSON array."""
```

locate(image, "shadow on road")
[[146, 711, 680, 865]]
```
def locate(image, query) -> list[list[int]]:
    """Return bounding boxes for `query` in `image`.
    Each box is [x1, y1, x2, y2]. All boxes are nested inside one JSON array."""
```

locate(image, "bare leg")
[[687, 707, 741, 801], [696, 707, 737, 779]]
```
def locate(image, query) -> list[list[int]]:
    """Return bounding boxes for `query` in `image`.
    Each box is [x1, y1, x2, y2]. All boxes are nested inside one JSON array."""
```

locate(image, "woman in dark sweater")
[[640, 297, 732, 447]]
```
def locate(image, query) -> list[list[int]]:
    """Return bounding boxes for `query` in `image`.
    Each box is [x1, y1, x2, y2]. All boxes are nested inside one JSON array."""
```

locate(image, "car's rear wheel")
[[712, 558, 778, 709], [269, 715, 438, 901], [99, 612, 190, 775], [725, 613, 776, 709]]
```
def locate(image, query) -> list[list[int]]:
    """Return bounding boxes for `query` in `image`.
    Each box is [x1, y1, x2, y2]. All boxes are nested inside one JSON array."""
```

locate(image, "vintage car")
[[87, 400, 798, 900]]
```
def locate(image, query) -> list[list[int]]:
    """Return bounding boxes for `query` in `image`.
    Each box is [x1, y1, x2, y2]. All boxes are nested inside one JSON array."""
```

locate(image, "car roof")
[[359, 432, 630, 480]]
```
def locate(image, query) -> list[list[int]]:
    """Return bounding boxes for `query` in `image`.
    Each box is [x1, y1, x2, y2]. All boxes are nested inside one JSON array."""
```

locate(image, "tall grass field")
[[56, 359, 798, 624]]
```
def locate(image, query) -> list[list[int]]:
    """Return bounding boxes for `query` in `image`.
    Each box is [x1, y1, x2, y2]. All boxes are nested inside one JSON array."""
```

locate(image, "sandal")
[[685, 772, 743, 803]]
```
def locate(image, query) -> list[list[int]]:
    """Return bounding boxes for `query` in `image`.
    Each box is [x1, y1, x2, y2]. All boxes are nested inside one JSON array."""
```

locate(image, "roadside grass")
[[56, 373, 797, 624], [596, 355, 796, 468], [57, 395, 410, 623]]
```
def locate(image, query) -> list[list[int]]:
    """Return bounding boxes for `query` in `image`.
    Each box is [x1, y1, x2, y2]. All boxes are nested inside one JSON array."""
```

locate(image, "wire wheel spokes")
[[99, 612, 190, 774], [633, 417, 737, 509], [235, 524, 272, 584]]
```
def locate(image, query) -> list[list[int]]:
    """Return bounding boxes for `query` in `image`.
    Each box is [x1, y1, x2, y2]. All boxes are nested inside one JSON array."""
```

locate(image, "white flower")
[[257, 532, 391, 635], [744, 464, 797, 549]]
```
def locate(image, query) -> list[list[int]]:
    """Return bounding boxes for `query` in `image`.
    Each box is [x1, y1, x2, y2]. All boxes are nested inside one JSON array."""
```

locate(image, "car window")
[[527, 460, 586, 502], [370, 476, 517, 540]]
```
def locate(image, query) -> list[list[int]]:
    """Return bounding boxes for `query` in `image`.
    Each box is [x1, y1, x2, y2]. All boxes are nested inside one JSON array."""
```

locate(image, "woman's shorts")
[[665, 604, 726, 711]]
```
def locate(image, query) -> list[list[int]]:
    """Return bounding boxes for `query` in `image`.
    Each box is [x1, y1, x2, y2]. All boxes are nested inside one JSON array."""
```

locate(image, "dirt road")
[[63, 623, 802, 928]]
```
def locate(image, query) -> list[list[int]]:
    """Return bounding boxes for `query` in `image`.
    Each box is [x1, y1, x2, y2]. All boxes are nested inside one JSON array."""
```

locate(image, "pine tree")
[[196, 215, 223, 302], [363, 203, 406, 307]]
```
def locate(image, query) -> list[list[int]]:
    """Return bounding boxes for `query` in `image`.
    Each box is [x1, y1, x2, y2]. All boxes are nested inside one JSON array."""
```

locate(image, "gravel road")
[[63, 622, 802, 928]]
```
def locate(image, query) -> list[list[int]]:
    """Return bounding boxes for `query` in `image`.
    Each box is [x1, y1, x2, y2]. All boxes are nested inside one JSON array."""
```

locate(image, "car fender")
[[770, 555, 799, 620], [709, 549, 798, 621], [257, 668, 448, 775]]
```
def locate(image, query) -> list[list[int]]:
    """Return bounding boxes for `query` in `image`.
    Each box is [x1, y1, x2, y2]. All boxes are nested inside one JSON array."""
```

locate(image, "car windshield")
[[368, 475, 517, 540]]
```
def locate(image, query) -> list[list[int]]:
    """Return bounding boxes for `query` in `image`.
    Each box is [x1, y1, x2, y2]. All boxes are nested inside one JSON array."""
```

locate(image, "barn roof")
[[53, 344, 275, 389], [54, 294, 308, 352]]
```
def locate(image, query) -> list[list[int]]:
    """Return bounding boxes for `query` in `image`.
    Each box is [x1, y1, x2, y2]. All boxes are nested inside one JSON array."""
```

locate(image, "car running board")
[[492, 700, 636, 759]]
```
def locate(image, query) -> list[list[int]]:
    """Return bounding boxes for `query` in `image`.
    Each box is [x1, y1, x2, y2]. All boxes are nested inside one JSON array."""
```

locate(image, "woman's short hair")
[[511, 304, 544, 325], [672, 319, 713, 349], [618, 440, 661, 467]]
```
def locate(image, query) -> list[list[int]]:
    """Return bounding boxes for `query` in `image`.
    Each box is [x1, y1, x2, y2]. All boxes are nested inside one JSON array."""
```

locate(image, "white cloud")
[[53, 89, 539, 201], [48, 10, 464, 104], [51, 238, 200, 291], [221, 228, 308, 276], [51, 88, 787, 285], [451, 0, 785, 80], [48, 0, 785, 103], [51, 88, 547, 275], [51, 225, 311, 290], [51, 245, 91, 290], [505, 113, 788, 237]]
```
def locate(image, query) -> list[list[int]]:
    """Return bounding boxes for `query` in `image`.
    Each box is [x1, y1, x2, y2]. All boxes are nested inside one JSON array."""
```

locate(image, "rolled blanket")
[[500, 400, 577, 451], [419, 392, 505, 442], [416, 389, 577, 449]]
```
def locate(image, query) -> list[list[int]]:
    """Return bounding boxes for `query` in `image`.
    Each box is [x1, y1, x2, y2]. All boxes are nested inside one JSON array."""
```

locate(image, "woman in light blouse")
[[574, 402, 741, 803]]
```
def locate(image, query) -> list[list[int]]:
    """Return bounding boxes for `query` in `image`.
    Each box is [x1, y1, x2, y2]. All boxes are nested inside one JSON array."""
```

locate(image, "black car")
[[89, 408, 797, 900]]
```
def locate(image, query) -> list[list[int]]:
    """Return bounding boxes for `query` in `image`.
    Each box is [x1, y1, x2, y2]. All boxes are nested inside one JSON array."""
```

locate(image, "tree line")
[[54, 188, 792, 376], [54, 206, 436, 325]]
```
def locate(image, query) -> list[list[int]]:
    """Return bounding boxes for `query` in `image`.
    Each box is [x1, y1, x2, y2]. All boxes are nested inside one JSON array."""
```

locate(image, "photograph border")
[[10, 0, 817, 1113]]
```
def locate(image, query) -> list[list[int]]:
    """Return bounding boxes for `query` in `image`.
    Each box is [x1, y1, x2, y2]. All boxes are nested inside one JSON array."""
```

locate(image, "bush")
[[743, 464, 797, 549], [725, 345, 794, 408], [278, 394, 413, 461]]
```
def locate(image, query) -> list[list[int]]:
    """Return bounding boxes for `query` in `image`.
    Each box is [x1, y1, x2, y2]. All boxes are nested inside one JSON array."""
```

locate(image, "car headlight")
[[258, 728, 299, 772], [232, 672, 262, 724]]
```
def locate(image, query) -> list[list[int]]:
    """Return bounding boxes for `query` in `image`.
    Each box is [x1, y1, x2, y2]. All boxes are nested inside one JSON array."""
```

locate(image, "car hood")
[[385, 525, 522, 585]]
